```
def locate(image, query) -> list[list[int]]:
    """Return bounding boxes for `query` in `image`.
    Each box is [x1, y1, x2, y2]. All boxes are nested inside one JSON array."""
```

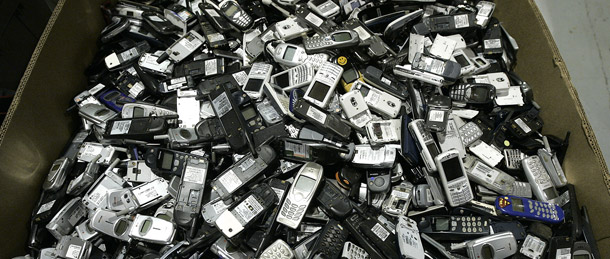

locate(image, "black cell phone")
[[292, 98, 352, 141], [415, 215, 491, 241], [316, 181, 352, 220], [307, 219, 349, 259], [276, 137, 350, 165], [104, 117, 170, 140], [144, 147, 203, 176], [343, 213, 392, 259], [208, 82, 256, 155], [362, 66, 409, 101]]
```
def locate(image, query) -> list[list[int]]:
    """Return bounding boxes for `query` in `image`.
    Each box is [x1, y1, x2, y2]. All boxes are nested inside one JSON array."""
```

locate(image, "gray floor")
[[534, 0, 610, 167]]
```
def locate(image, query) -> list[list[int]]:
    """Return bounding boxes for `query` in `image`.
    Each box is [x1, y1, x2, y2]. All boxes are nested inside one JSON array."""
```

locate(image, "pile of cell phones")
[[21, 0, 600, 259]]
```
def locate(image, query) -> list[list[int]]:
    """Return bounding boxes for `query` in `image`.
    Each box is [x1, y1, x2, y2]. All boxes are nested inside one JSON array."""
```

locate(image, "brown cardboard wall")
[[0, 0, 105, 257]]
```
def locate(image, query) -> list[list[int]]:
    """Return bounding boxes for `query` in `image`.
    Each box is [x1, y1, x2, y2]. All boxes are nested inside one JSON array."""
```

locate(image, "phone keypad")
[[280, 198, 306, 220], [450, 84, 468, 102], [341, 241, 369, 259], [448, 182, 473, 205], [293, 64, 313, 84], [260, 240, 294, 259], [528, 200, 561, 221], [450, 216, 489, 233], [459, 122, 483, 147], [304, 35, 332, 50], [524, 156, 551, 184]]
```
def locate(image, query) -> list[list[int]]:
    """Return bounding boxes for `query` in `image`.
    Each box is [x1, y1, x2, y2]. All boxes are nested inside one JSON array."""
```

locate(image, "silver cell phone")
[[408, 119, 441, 172], [210, 145, 276, 199], [210, 236, 255, 259], [413, 184, 435, 208], [303, 61, 343, 108], [350, 80, 401, 119], [396, 216, 425, 259], [270, 63, 315, 92], [341, 241, 369, 259], [339, 90, 372, 128], [274, 16, 310, 41], [161, 31, 205, 63], [125, 160, 159, 183], [121, 103, 177, 118], [308, 0, 340, 18], [82, 169, 127, 211], [75, 219, 100, 241], [303, 30, 359, 53], [464, 156, 516, 195], [538, 136, 567, 187], [79, 103, 118, 127], [267, 42, 308, 67], [77, 142, 117, 165], [67, 156, 102, 195], [475, 1, 495, 27], [437, 118, 465, 158], [174, 157, 208, 226], [451, 49, 476, 76], [43, 157, 72, 192], [243, 63, 273, 99], [89, 209, 132, 242], [201, 196, 233, 224], [412, 52, 461, 82], [522, 156, 559, 203], [55, 236, 92, 259], [520, 234, 546, 259], [259, 239, 295, 259], [465, 232, 517, 259], [128, 214, 176, 244], [138, 52, 173, 75], [46, 197, 87, 239], [256, 98, 283, 125], [504, 149, 525, 170], [435, 150, 473, 207], [393, 64, 446, 87], [382, 181, 414, 217], [277, 162, 324, 229], [154, 199, 175, 222], [366, 119, 401, 146], [511, 181, 533, 198], [458, 121, 483, 147], [108, 178, 169, 212]]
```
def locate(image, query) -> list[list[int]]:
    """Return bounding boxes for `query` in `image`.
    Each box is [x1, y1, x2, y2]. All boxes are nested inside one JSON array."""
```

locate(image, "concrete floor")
[[534, 0, 610, 167]]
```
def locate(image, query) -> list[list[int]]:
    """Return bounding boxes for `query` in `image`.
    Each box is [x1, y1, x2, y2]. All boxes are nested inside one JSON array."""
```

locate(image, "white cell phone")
[[304, 61, 343, 108], [243, 63, 273, 99], [435, 150, 473, 207], [270, 63, 315, 91], [350, 80, 401, 119], [276, 162, 324, 229]]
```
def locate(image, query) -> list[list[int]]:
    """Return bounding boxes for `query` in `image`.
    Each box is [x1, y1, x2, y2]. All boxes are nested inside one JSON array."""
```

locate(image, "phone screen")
[[307, 82, 330, 102], [294, 176, 316, 193], [512, 198, 524, 212], [133, 107, 145, 117], [274, 72, 290, 87], [241, 107, 257, 121], [434, 217, 449, 231], [159, 151, 174, 170], [442, 156, 463, 182], [244, 78, 264, 92], [332, 32, 352, 42], [283, 46, 297, 60]]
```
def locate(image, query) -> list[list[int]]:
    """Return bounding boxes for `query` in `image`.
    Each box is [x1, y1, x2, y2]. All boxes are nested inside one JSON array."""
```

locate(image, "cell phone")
[[496, 195, 564, 223], [458, 122, 483, 147], [316, 180, 352, 219], [82, 167, 128, 211], [233, 91, 266, 134], [263, 82, 302, 122], [304, 30, 359, 53], [341, 241, 369, 259], [215, 183, 278, 238], [274, 16, 311, 41], [350, 81, 401, 119], [538, 136, 568, 187], [416, 215, 491, 241], [308, 219, 349, 259], [277, 162, 323, 229], [436, 118, 466, 158], [209, 82, 256, 154], [144, 147, 204, 176], [66, 157, 101, 195], [42, 157, 72, 192], [464, 232, 517, 259], [198, 15, 228, 48], [382, 181, 414, 217], [408, 119, 441, 172], [97, 89, 136, 112], [393, 64, 446, 87], [424, 13, 476, 33], [259, 239, 295, 259], [128, 214, 176, 244], [256, 99, 283, 125], [54, 236, 94, 259], [243, 63, 273, 100], [294, 5, 337, 34], [351, 144, 397, 169], [449, 83, 496, 104], [304, 61, 343, 108], [89, 209, 132, 242], [121, 102, 176, 118], [339, 90, 372, 128], [270, 63, 315, 92], [104, 116, 171, 141], [79, 103, 118, 127], [522, 156, 559, 203], [108, 178, 169, 212], [425, 96, 451, 133], [396, 216, 424, 259], [412, 52, 461, 82], [451, 49, 476, 76], [362, 66, 409, 101], [307, 0, 340, 18], [174, 58, 225, 79], [572, 241, 593, 259], [358, 216, 401, 259], [344, 213, 386, 259], [206, 0, 253, 30], [464, 157, 515, 195], [174, 157, 208, 227], [210, 145, 277, 199], [292, 98, 352, 141], [520, 234, 547, 259], [158, 76, 194, 94], [435, 150, 473, 207], [158, 31, 205, 63], [45, 197, 87, 239], [268, 42, 309, 68], [142, 11, 181, 36], [366, 119, 401, 146], [104, 41, 150, 71]]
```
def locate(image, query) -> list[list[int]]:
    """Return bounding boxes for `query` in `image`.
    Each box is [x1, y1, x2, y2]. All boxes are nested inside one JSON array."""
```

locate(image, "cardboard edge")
[[526, 0, 610, 194], [0, 0, 67, 146]]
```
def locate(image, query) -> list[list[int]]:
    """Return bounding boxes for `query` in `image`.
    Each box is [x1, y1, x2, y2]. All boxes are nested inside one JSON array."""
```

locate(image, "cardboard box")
[[0, 0, 608, 257]]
